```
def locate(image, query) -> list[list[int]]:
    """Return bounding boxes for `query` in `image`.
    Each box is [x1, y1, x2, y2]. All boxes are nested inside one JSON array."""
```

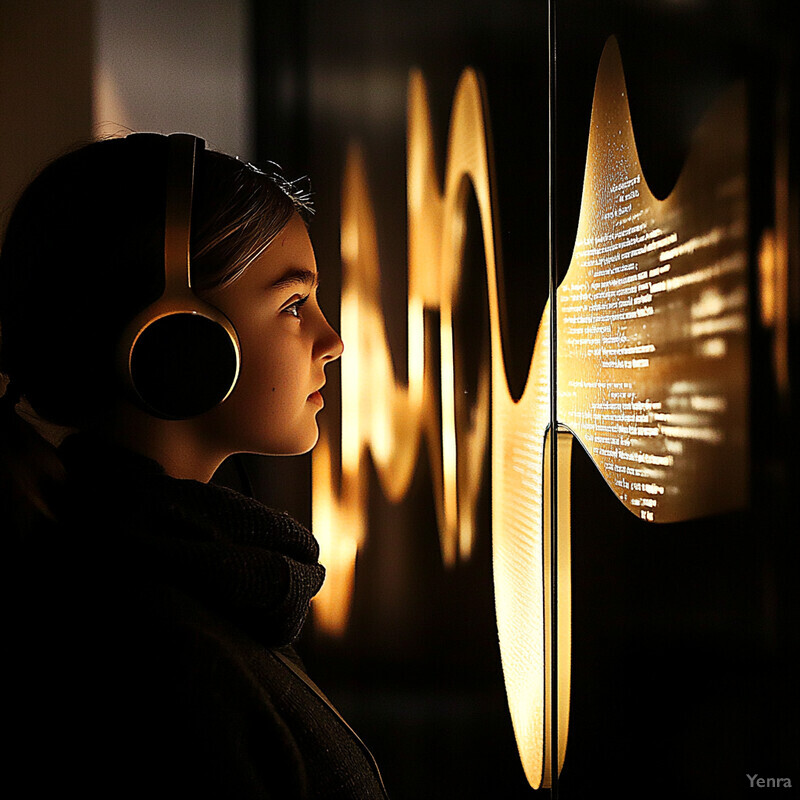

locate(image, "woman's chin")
[[261, 425, 320, 457]]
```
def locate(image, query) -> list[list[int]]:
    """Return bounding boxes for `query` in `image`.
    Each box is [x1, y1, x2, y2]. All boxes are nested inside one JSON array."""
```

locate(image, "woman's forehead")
[[232, 213, 317, 291]]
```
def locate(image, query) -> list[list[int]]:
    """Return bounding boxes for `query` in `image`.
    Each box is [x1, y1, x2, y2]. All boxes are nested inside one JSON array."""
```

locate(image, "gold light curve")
[[312, 36, 748, 791]]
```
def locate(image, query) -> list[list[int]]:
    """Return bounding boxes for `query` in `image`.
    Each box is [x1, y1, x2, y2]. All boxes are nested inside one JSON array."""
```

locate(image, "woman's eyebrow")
[[270, 267, 319, 290]]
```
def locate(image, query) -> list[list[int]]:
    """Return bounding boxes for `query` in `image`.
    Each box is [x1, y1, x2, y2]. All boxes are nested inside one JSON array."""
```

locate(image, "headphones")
[[118, 133, 241, 420]]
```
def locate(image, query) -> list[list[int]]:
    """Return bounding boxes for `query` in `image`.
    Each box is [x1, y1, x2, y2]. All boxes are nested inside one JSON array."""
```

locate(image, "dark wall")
[[0, 1, 93, 231], [251, 2, 797, 797]]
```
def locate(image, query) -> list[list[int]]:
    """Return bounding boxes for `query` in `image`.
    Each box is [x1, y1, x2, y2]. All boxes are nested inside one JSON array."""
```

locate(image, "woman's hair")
[[0, 134, 310, 525]]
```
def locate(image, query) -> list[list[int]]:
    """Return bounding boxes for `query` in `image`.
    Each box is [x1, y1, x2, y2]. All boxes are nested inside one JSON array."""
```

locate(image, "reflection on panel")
[[311, 35, 748, 791]]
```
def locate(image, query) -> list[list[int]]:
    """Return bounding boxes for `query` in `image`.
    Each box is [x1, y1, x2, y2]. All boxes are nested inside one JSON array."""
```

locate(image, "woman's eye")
[[285, 295, 310, 318]]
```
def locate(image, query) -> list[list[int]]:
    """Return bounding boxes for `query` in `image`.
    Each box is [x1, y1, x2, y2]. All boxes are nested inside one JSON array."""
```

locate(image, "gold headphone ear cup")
[[129, 312, 239, 419]]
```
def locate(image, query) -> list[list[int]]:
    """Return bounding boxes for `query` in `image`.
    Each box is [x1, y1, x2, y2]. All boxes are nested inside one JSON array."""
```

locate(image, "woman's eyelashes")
[[284, 294, 310, 318]]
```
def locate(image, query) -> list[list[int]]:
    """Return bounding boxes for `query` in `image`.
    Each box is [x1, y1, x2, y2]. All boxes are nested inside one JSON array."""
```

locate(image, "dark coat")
[[6, 435, 387, 799]]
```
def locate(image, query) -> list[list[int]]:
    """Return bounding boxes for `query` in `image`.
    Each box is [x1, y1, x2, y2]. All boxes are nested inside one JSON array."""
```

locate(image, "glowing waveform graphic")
[[558, 45, 748, 522], [311, 67, 495, 636], [312, 37, 748, 790]]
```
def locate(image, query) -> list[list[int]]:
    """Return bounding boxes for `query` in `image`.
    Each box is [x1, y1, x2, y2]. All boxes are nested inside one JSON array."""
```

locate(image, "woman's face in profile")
[[201, 212, 343, 456]]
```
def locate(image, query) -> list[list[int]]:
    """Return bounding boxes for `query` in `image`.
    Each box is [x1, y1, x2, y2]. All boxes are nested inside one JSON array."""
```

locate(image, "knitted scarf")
[[49, 434, 326, 647]]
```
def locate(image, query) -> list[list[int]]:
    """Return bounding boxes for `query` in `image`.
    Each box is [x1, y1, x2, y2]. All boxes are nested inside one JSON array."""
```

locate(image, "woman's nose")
[[317, 313, 344, 362]]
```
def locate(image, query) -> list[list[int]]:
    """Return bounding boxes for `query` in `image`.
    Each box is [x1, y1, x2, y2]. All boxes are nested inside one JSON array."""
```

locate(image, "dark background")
[[240, 1, 798, 797]]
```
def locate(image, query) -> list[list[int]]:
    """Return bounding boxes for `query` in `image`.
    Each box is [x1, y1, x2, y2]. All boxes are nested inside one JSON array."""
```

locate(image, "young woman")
[[0, 133, 387, 798]]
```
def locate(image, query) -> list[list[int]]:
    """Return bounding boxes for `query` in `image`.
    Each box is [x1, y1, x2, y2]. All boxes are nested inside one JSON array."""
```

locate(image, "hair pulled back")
[[0, 134, 307, 524]]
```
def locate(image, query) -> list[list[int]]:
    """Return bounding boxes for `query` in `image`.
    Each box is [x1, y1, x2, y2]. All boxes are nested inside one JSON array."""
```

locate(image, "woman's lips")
[[308, 390, 324, 407]]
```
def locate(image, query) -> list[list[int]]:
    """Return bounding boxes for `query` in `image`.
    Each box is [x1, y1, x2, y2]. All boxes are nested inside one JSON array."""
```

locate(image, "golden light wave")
[[312, 36, 748, 790], [312, 64, 566, 789], [312, 68, 496, 627]]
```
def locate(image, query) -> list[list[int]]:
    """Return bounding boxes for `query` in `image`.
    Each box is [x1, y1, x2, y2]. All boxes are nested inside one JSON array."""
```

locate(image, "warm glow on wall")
[[312, 37, 748, 790]]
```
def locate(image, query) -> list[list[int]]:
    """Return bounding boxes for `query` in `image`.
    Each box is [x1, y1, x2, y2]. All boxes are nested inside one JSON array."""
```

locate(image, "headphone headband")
[[165, 134, 202, 294]]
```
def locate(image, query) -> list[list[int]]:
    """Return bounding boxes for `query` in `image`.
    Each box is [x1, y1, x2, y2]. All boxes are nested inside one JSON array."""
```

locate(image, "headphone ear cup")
[[121, 132, 241, 420], [130, 312, 239, 419]]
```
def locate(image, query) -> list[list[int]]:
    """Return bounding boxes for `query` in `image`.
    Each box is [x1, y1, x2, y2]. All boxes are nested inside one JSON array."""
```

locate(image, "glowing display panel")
[[312, 36, 748, 790], [558, 40, 748, 520]]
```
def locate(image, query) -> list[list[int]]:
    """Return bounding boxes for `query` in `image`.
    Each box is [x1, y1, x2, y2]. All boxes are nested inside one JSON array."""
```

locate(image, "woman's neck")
[[96, 403, 228, 483]]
